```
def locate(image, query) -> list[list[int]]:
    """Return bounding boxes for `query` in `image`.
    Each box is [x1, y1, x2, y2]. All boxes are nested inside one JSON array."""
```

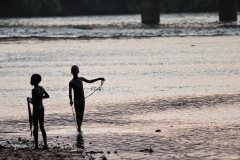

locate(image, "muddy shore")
[[1, 94, 240, 159]]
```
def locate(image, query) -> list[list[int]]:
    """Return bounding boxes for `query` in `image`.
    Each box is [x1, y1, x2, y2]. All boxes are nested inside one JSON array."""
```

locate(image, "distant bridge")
[[141, 0, 238, 24]]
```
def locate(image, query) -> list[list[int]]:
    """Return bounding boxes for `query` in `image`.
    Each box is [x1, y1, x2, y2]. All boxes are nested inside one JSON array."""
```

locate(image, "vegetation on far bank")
[[0, 0, 239, 17]]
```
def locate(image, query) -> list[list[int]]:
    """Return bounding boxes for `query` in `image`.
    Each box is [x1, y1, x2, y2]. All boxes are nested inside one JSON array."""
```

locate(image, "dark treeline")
[[0, 0, 239, 17]]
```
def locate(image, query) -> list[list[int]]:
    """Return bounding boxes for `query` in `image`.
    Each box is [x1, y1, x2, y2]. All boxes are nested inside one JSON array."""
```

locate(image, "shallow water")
[[0, 36, 240, 159], [1, 100, 240, 159], [0, 36, 240, 117]]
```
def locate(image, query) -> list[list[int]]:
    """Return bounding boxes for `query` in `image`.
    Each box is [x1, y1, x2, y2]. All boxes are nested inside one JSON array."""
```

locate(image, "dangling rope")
[[71, 104, 78, 131], [74, 80, 104, 103], [71, 80, 104, 131]]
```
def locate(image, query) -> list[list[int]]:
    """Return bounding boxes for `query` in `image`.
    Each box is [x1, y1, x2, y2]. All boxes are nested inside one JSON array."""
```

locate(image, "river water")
[[0, 13, 240, 38], [1, 36, 240, 117], [0, 13, 240, 159]]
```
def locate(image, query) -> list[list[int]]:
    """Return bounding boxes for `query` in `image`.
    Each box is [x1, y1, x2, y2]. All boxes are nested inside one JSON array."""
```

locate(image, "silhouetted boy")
[[69, 65, 105, 132], [27, 74, 49, 149]]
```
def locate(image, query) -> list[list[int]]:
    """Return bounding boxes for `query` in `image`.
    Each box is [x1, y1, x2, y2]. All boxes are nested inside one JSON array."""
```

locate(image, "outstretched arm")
[[69, 83, 73, 106], [81, 77, 105, 83]]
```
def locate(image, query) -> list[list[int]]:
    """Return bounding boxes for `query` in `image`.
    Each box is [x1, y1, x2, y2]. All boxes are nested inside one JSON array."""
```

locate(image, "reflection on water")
[[0, 13, 240, 26], [0, 13, 239, 37], [0, 37, 239, 159], [76, 133, 84, 149], [0, 14, 240, 159], [0, 37, 240, 118]]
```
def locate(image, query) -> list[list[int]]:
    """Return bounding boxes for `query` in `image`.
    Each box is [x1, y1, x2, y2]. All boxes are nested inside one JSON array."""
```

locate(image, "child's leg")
[[79, 101, 85, 127], [39, 107, 48, 148], [74, 102, 81, 131], [74, 101, 85, 132], [33, 113, 39, 149]]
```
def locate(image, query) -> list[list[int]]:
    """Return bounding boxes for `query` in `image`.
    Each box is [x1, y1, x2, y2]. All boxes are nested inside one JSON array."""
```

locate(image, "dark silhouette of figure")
[[69, 65, 105, 132], [27, 74, 49, 149]]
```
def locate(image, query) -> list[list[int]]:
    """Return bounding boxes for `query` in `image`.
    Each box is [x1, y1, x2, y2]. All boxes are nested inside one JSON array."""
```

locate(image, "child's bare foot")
[[42, 145, 48, 150]]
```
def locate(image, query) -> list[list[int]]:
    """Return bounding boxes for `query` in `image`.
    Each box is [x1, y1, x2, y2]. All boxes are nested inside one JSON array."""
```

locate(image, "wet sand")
[[0, 36, 240, 159], [1, 93, 240, 159]]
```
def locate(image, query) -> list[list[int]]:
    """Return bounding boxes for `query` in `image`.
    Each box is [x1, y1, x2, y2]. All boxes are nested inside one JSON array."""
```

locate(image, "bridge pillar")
[[219, 0, 238, 21], [141, 0, 160, 24]]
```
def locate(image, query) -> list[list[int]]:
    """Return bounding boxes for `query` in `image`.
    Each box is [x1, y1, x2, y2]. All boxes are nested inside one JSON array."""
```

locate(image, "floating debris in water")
[[138, 147, 154, 153], [86, 151, 104, 154]]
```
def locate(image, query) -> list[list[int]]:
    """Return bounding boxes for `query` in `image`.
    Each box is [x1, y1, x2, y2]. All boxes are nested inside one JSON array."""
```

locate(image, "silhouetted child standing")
[[69, 65, 105, 132], [27, 74, 49, 149]]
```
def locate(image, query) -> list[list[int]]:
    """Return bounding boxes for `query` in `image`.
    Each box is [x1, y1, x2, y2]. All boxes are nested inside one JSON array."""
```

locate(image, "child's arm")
[[29, 89, 36, 105], [42, 87, 50, 99], [81, 77, 105, 83], [69, 83, 73, 106]]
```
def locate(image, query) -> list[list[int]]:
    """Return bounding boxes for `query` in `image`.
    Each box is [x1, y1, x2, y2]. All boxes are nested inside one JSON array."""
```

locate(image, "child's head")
[[31, 74, 41, 85], [71, 65, 79, 75]]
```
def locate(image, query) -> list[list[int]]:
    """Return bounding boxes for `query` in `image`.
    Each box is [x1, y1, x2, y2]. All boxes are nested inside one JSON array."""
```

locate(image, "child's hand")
[[70, 100, 73, 106], [27, 97, 32, 103]]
